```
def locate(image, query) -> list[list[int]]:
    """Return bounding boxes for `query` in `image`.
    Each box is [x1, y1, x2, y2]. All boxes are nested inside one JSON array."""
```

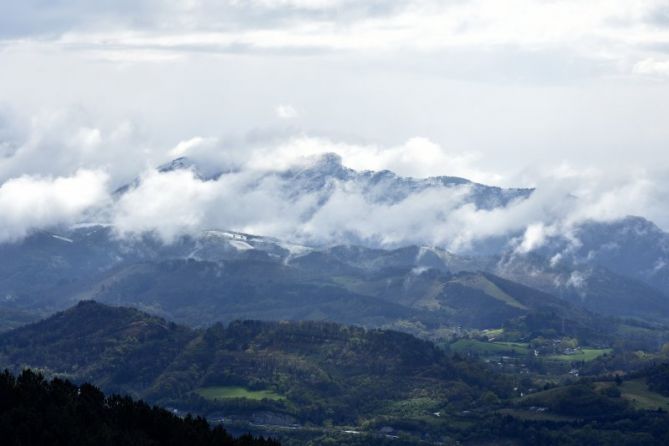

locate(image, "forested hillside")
[[0, 301, 509, 426], [2, 302, 669, 445], [0, 369, 278, 446]]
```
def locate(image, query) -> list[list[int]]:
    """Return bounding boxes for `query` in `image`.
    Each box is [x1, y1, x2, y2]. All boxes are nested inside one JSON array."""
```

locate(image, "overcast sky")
[[1, 0, 668, 245]]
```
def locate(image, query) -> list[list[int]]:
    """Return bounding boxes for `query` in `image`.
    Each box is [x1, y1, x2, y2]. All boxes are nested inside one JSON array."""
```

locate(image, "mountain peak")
[[280, 152, 353, 187], [307, 152, 349, 177], [157, 156, 197, 173], [314, 152, 343, 166], [155, 156, 224, 181]]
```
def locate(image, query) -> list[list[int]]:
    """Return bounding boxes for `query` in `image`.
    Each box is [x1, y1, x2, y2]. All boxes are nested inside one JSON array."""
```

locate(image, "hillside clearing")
[[195, 386, 286, 401]]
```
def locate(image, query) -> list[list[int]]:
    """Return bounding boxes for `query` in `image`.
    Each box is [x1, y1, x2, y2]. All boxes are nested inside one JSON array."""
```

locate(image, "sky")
[[0, 0, 668, 248]]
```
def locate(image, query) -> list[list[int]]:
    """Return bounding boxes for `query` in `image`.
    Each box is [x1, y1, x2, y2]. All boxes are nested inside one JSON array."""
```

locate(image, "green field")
[[450, 339, 529, 355], [386, 397, 441, 416], [546, 348, 612, 362], [195, 386, 286, 401], [619, 379, 669, 411], [482, 328, 504, 338], [453, 276, 528, 310], [449, 340, 612, 365], [497, 408, 576, 422]]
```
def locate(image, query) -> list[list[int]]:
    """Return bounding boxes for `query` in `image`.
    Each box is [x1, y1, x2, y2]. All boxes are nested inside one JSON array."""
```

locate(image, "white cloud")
[[225, 135, 500, 184], [169, 136, 217, 158], [1, 105, 667, 250], [112, 166, 321, 243], [301, 185, 475, 247], [1, 0, 662, 81], [634, 58, 669, 76], [275, 104, 298, 119], [0, 170, 109, 242], [103, 142, 669, 253], [0, 1, 668, 249], [0, 108, 155, 188], [113, 169, 219, 242], [517, 223, 548, 254]]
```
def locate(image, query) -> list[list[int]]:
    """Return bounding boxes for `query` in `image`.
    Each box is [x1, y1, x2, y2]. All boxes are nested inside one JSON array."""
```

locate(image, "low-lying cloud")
[[0, 108, 156, 188], [0, 110, 667, 253], [0, 169, 109, 242], [111, 138, 669, 253], [170, 134, 498, 184]]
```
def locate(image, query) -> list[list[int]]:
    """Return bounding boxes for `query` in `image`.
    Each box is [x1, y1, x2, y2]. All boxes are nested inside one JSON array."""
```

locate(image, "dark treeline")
[[475, 412, 669, 446], [642, 363, 669, 396], [0, 369, 280, 446]]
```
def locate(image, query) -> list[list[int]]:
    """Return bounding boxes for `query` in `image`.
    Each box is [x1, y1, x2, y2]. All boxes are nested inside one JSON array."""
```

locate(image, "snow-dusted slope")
[[3, 154, 669, 323]]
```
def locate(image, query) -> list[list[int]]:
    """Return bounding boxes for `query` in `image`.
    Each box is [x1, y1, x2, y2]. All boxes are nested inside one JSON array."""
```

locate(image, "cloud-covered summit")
[[0, 1, 668, 257], [0, 101, 667, 253]]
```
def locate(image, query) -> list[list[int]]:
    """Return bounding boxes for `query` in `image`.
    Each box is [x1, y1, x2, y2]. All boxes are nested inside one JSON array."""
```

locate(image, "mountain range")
[[0, 154, 668, 341]]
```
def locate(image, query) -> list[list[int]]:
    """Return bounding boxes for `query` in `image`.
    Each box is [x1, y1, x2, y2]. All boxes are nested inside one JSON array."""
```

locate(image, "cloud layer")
[[112, 134, 669, 252], [0, 1, 667, 250], [0, 169, 108, 242], [0, 106, 667, 251]]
